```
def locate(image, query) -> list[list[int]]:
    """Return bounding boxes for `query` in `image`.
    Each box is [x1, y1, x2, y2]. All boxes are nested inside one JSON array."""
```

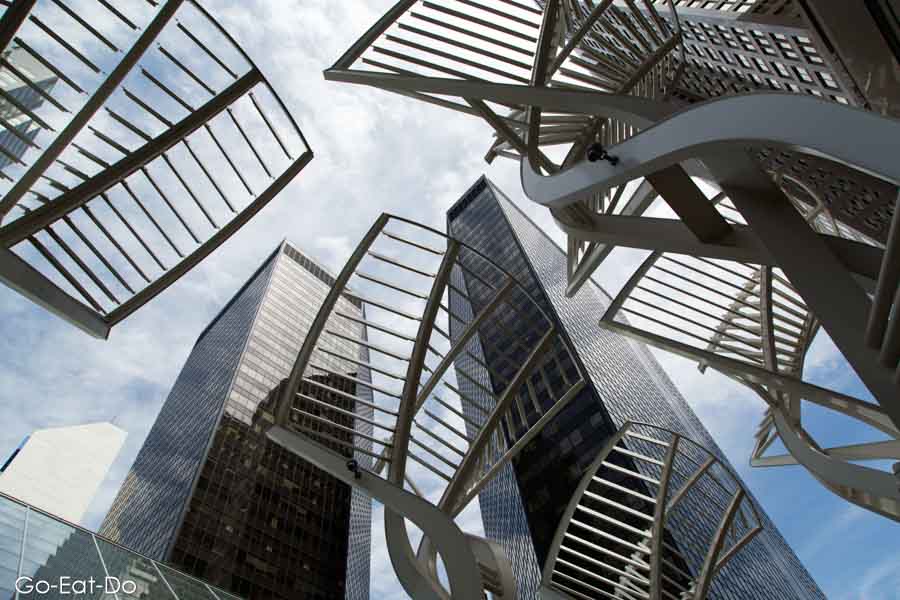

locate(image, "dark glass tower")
[[100, 242, 371, 600], [447, 177, 824, 600]]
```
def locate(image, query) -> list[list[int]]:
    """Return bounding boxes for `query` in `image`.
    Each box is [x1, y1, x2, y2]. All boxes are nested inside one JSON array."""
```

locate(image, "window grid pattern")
[[99, 243, 371, 600], [446, 177, 825, 599], [449, 262, 544, 599], [0, 492, 241, 600], [643, 4, 896, 242], [671, 12, 859, 104], [496, 180, 826, 600]]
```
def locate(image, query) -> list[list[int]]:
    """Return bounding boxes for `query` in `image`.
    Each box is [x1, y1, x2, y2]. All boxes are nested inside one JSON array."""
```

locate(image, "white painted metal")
[[541, 422, 762, 600], [327, 0, 900, 566], [266, 213, 587, 599], [599, 242, 900, 522], [0, 0, 311, 336]]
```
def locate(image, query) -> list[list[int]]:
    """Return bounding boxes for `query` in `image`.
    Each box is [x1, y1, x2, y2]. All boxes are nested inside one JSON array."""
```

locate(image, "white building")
[[0, 422, 126, 524]]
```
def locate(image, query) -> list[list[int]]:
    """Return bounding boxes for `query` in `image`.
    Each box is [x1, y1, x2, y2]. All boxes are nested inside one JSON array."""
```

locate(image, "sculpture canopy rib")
[[329, 0, 900, 533], [0, 0, 311, 337], [540, 422, 763, 600], [266, 213, 586, 599]]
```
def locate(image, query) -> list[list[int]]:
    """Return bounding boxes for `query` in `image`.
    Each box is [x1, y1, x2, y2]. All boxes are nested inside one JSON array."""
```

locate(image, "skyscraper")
[[447, 177, 824, 599], [100, 242, 371, 600], [0, 422, 125, 524], [0, 44, 57, 171]]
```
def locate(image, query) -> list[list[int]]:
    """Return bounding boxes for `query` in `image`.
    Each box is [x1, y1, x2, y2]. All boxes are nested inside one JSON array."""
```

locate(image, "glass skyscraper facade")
[[100, 242, 371, 600], [447, 177, 824, 599], [0, 44, 57, 173], [0, 491, 240, 600]]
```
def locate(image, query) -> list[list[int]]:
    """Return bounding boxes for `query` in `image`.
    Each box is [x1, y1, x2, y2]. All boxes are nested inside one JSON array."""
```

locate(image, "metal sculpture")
[[264, 214, 775, 598], [330, 0, 900, 522], [601, 243, 900, 521], [265, 213, 587, 599], [540, 422, 762, 600], [0, 0, 311, 337], [325, 0, 684, 175]]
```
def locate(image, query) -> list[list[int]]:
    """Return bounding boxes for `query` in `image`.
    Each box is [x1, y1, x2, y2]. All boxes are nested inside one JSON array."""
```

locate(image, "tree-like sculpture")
[[0, 0, 311, 337], [265, 214, 587, 599], [540, 422, 762, 600], [329, 0, 900, 521], [263, 214, 774, 598]]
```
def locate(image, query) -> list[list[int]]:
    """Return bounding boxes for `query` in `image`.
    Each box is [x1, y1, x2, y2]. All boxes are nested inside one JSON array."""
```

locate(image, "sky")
[[0, 0, 898, 598]]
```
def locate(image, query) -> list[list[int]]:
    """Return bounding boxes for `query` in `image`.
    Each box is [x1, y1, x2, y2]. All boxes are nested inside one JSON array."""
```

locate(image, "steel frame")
[[325, 0, 685, 173], [540, 421, 762, 600], [598, 212, 900, 521], [330, 0, 900, 530], [0, 0, 311, 337], [517, 85, 900, 450], [266, 213, 589, 599]]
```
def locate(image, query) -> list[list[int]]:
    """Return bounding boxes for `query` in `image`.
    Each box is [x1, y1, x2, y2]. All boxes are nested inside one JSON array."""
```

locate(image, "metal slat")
[[406, 448, 453, 481], [138, 168, 201, 244], [101, 193, 166, 270], [355, 270, 429, 301], [296, 391, 393, 433], [203, 122, 253, 195], [0, 57, 68, 112], [308, 362, 402, 400], [176, 22, 239, 79], [28, 15, 100, 72], [382, 229, 444, 255], [160, 154, 219, 229], [48, 0, 117, 51], [226, 107, 271, 178], [248, 92, 291, 159], [26, 235, 103, 311], [315, 345, 406, 382], [289, 422, 386, 462], [182, 139, 235, 212], [413, 419, 466, 457], [291, 407, 389, 448], [568, 518, 650, 555], [12, 37, 84, 93], [454, 0, 540, 29], [0, 114, 41, 149], [420, 2, 536, 43], [409, 434, 460, 471], [61, 215, 134, 294], [157, 45, 217, 95], [423, 407, 473, 443], [0, 86, 53, 131], [95, 0, 137, 29], [325, 328, 409, 362], [120, 180, 184, 258], [409, 11, 533, 58], [81, 204, 150, 283]]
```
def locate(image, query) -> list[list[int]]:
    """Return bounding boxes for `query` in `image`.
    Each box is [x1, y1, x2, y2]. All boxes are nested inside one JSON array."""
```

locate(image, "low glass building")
[[0, 491, 240, 600]]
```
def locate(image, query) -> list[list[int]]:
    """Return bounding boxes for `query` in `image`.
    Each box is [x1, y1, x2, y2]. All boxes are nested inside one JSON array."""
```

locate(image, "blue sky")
[[0, 0, 898, 598]]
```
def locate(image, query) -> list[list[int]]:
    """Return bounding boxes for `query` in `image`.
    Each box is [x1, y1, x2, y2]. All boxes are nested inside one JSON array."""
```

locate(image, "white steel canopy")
[[266, 213, 589, 599], [330, 0, 900, 526], [0, 0, 311, 337], [540, 422, 763, 600]]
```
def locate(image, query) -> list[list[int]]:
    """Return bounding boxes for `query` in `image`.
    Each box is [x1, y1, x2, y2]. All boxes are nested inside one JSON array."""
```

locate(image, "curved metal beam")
[[541, 422, 763, 600], [524, 89, 900, 428], [768, 403, 900, 521], [519, 93, 900, 209], [267, 426, 484, 599]]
